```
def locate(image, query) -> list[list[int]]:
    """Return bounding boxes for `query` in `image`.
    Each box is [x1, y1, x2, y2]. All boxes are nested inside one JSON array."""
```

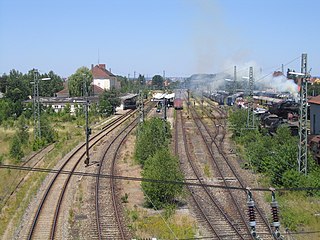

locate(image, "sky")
[[0, 0, 319, 78]]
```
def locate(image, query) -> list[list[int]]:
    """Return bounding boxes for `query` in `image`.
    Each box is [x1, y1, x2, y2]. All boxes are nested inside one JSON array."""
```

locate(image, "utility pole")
[[83, 76, 90, 166], [33, 69, 40, 139], [246, 67, 255, 129], [187, 89, 190, 118], [233, 65, 237, 94], [162, 70, 167, 122], [32, 69, 50, 139], [298, 53, 309, 175], [139, 90, 144, 123]]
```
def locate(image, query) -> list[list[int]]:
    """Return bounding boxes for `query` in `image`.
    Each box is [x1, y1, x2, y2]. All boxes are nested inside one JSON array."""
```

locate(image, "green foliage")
[[228, 108, 247, 137], [134, 117, 182, 209], [98, 89, 121, 116], [68, 67, 93, 97], [137, 74, 146, 86], [40, 114, 56, 144], [308, 82, 320, 96], [64, 103, 71, 115], [16, 115, 29, 145], [134, 118, 171, 166], [0, 99, 11, 124], [9, 135, 24, 161], [128, 209, 195, 240], [141, 148, 183, 209], [229, 110, 320, 189], [152, 75, 164, 89]]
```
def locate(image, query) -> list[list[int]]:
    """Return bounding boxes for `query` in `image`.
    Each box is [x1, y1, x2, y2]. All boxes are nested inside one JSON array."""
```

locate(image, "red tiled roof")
[[92, 84, 104, 95], [92, 64, 115, 79], [309, 95, 320, 105]]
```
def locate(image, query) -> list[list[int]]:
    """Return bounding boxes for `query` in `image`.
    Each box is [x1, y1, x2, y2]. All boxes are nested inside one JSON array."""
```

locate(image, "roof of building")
[[92, 64, 116, 79], [92, 84, 105, 95], [152, 92, 175, 100], [120, 94, 138, 100], [309, 95, 320, 105]]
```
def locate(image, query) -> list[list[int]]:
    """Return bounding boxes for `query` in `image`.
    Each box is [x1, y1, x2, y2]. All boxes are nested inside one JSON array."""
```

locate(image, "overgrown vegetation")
[[134, 118, 184, 209], [127, 207, 196, 239], [229, 108, 320, 232]]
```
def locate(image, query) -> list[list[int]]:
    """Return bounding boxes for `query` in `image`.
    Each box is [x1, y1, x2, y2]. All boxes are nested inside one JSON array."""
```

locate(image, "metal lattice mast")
[[246, 67, 255, 129], [298, 53, 308, 175], [233, 65, 237, 94], [139, 89, 144, 123], [33, 69, 41, 139]]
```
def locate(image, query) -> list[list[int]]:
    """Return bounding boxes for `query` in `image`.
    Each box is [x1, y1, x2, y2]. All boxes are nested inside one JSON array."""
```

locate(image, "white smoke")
[[257, 75, 299, 96]]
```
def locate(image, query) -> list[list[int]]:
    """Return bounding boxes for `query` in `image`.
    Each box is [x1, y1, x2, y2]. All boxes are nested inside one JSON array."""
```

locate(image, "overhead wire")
[[0, 164, 319, 193]]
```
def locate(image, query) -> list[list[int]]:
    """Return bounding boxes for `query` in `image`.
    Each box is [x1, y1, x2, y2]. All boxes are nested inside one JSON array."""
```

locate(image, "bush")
[[9, 135, 24, 161], [134, 117, 171, 166], [141, 148, 183, 209]]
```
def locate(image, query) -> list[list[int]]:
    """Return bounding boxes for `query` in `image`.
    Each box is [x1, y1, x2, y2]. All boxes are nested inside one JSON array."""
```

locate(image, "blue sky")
[[0, 0, 319, 78]]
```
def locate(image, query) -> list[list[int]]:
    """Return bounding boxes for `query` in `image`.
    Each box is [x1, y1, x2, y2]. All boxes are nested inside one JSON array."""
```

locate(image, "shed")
[[308, 95, 320, 134]]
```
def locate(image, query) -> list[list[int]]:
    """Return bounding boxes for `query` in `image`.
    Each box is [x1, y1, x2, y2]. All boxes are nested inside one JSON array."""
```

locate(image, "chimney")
[[91, 64, 94, 70], [98, 64, 106, 70]]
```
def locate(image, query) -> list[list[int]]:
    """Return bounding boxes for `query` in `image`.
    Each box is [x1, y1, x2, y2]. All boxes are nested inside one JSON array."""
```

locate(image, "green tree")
[[98, 89, 121, 115], [38, 70, 64, 97], [0, 99, 11, 124], [152, 75, 164, 89], [10, 135, 24, 161], [68, 67, 93, 97], [141, 148, 184, 209], [134, 117, 171, 166], [98, 98, 113, 116], [40, 114, 56, 144], [64, 103, 71, 115], [17, 115, 29, 145], [138, 74, 146, 86]]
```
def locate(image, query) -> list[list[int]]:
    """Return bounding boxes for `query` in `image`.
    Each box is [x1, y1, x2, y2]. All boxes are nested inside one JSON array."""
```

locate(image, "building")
[[91, 64, 120, 91], [25, 96, 100, 114], [309, 95, 320, 134]]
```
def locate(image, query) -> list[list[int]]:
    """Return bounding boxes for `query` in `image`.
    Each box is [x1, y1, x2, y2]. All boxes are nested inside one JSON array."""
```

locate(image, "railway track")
[[94, 115, 137, 239], [92, 102, 154, 239], [175, 110, 248, 239], [19, 110, 138, 240], [1, 144, 55, 209], [191, 99, 275, 239]]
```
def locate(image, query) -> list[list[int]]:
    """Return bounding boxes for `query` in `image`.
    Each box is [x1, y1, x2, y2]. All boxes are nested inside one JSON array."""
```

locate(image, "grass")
[[0, 118, 87, 239], [203, 163, 211, 178], [126, 207, 196, 239], [276, 192, 320, 239]]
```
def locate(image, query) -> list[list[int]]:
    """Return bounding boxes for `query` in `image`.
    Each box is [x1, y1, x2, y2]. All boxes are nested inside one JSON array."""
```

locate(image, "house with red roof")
[[91, 64, 120, 91]]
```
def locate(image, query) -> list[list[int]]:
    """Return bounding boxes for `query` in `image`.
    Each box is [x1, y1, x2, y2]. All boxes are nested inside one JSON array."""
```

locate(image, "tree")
[[10, 135, 24, 161], [98, 89, 121, 115], [98, 98, 113, 116], [68, 67, 93, 97], [134, 117, 171, 166], [138, 74, 146, 86], [152, 75, 164, 89], [17, 115, 29, 145], [38, 70, 64, 97], [5, 69, 30, 102], [141, 148, 183, 209]]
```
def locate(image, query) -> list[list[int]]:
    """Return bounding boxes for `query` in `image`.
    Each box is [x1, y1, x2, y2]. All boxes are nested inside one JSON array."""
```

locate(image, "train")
[[173, 98, 183, 110], [123, 97, 137, 110]]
